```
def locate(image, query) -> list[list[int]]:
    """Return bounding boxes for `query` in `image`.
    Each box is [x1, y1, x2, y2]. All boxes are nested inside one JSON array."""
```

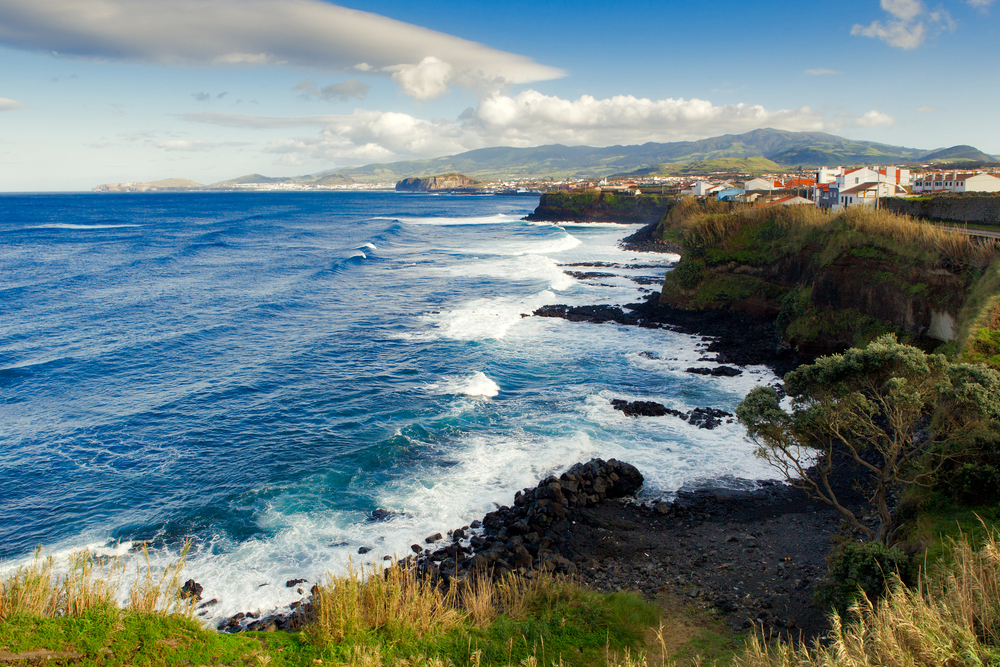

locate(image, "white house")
[[912, 172, 1000, 193], [833, 181, 906, 209], [743, 177, 775, 191]]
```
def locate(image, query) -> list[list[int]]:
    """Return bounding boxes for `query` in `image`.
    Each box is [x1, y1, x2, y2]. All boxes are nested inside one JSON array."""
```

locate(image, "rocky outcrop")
[[217, 458, 644, 634], [410, 459, 644, 580], [610, 400, 734, 429], [525, 192, 672, 224], [395, 173, 482, 192]]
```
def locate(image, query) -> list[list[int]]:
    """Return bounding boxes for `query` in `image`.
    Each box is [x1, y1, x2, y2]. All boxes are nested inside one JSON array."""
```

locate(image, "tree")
[[737, 334, 1000, 544]]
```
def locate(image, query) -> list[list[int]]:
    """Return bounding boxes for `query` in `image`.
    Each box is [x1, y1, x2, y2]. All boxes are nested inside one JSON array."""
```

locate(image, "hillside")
[[625, 156, 785, 177], [921, 144, 997, 163], [328, 129, 932, 182], [92, 130, 997, 190]]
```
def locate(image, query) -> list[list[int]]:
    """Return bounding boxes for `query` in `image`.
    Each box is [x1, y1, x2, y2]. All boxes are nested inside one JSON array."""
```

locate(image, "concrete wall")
[[881, 196, 1000, 225]]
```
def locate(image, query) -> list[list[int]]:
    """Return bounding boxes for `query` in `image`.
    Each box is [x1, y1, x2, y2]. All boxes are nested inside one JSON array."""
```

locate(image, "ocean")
[[0, 191, 780, 621]]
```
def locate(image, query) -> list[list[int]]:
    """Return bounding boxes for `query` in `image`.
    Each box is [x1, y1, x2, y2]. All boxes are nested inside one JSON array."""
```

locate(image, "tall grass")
[[843, 207, 1000, 272], [734, 528, 1000, 666], [306, 562, 590, 647], [307, 561, 466, 645], [663, 198, 1000, 272], [0, 543, 192, 621]]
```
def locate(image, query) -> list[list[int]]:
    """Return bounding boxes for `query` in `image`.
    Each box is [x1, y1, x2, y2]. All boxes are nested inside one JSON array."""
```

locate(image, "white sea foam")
[[28, 224, 142, 230], [428, 372, 500, 398], [412, 290, 557, 341], [357, 242, 377, 251], [379, 213, 524, 226], [5, 201, 786, 627]]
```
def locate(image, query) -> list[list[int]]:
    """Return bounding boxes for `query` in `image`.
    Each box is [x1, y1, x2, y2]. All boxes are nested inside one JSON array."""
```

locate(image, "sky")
[[0, 0, 998, 191]]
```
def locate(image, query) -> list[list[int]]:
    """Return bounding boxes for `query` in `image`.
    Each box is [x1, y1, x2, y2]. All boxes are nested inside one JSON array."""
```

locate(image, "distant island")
[[92, 128, 1000, 193]]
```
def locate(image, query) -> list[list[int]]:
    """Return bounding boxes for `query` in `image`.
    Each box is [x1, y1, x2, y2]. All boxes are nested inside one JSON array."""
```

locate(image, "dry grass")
[[0, 543, 192, 621], [842, 207, 1000, 271], [664, 198, 1000, 272], [733, 527, 1000, 667], [305, 562, 638, 660], [306, 561, 466, 645], [127, 542, 193, 615], [0, 548, 117, 621]]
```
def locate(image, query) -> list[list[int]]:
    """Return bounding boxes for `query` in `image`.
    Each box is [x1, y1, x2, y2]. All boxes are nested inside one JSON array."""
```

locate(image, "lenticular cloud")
[[0, 0, 563, 98]]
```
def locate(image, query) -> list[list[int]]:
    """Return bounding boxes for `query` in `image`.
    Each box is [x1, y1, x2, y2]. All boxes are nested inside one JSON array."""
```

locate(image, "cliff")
[[394, 173, 482, 192], [880, 195, 1000, 225], [656, 200, 998, 358], [525, 192, 673, 224]]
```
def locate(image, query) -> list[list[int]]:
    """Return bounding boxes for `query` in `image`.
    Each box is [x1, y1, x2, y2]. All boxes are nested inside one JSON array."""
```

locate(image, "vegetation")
[[657, 200, 1000, 353], [0, 550, 676, 667], [734, 529, 1000, 667], [737, 335, 1000, 544]]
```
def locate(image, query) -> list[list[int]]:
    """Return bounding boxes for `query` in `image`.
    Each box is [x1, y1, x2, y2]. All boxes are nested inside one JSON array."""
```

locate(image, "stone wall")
[[881, 196, 1000, 225]]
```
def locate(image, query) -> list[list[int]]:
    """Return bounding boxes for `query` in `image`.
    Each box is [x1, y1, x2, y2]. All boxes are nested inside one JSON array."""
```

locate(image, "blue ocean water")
[[0, 192, 778, 618]]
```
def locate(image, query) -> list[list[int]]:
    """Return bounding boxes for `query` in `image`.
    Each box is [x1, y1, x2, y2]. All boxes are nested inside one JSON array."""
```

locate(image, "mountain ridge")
[[92, 129, 998, 190]]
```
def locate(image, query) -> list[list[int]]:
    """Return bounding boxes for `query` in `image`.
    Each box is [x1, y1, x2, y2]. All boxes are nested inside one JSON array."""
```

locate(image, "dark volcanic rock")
[[180, 579, 203, 601], [687, 407, 734, 429], [408, 459, 643, 581], [534, 294, 809, 377], [611, 399, 681, 418], [610, 399, 732, 429], [566, 271, 618, 280], [686, 366, 743, 377]]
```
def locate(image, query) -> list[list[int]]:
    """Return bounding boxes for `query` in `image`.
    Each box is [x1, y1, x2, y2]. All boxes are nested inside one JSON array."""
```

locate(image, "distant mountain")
[[920, 145, 997, 163], [329, 128, 934, 182], [93, 178, 205, 192], [92, 130, 998, 191]]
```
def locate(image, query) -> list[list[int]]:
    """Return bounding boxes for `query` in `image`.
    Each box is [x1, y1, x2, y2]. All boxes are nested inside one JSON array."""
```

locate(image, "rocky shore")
[[210, 222, 839, 642], [214, 455, 859, 644]]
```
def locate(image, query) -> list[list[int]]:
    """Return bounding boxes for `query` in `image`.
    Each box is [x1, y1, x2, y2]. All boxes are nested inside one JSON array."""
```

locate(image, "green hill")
[[100, 129, 997, 189], [326, 128, 935, 182], [627, 156, 786, 177], [921, 145, 997, 163]]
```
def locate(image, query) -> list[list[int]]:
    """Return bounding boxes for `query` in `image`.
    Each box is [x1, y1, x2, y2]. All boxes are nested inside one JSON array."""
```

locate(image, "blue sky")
[[0, 0, 997, 190]]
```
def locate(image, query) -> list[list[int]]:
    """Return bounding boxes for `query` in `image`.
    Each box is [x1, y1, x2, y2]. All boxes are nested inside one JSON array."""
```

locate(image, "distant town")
[[93, 164, 1000, 212]]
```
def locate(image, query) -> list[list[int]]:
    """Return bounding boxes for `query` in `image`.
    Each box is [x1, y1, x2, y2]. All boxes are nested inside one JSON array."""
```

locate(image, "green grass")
[[0, 608, 273, 666], [0, 566, 668, 667]]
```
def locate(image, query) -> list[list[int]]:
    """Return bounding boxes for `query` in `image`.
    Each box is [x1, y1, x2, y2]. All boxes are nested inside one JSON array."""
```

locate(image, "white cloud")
[[852, 0, 955, 49], [967, 0, 995, 11], [917, 104, 940, 112], [854, 110, 896, 127], [293, 78, 371, 102], [155, 140, 248, 151], [386, 57, 454, 101], [0, 0, 563, 98], [0, 97, 25, 110], [184, 90, 884, 166], [805, 68, 840, 75]]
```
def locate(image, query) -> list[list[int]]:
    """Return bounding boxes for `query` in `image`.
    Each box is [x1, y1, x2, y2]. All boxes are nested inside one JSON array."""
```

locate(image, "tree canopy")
[[737, 334, 1000, 544]]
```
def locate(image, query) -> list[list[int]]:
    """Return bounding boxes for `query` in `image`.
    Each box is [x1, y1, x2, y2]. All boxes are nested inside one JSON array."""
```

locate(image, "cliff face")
[[395, 173, 482, 192], [525, 192, 673, 224], [657, 205, 982, 356]]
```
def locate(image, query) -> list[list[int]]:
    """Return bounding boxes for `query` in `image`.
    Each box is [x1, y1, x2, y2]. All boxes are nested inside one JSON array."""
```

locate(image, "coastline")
[[217, 218, 842, 642]]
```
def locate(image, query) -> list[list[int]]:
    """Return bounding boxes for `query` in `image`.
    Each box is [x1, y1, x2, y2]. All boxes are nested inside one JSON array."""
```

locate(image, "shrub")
[[816, 541, 910, 617], [944, 463, 1000, 505]]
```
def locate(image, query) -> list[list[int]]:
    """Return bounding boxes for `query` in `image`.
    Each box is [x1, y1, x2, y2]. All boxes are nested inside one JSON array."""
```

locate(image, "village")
[[509, 163, 1000, 210]]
